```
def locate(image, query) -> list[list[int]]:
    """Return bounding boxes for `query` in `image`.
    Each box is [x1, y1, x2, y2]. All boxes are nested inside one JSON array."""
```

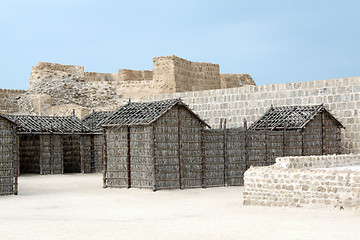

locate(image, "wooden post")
[[39, 124, 43, 175], [127, 126, 131, 188], [201, 125, 206, 188], [49, 125, 54, 174], [102, 128, 108, 188], [178, 106, 184, 190], [223, 119, 228, 187], [60, 122, 64, 174], [90, 135, 95, 173], [283, 124, 287, 156], [244, 118, 248, 171], [13, 127, 19, 195], [80, 135, 85, 173], [150, 124, 156, 191], [265, 117, 268, 165], [321, 111, 326, 155], [301, 128, 305, 156]]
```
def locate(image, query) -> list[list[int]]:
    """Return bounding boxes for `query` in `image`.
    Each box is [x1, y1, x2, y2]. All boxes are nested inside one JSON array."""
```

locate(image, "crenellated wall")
[[0, 89, 26, 114]]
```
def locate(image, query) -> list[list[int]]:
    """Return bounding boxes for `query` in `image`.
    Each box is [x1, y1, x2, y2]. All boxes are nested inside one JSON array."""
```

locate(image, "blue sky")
[[1, 0, 359, 90]]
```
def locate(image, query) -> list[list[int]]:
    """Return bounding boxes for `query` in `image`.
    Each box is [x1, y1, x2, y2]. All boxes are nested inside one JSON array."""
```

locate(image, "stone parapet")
[[243, 154, 360, 209], [275, 154, 360, 169]]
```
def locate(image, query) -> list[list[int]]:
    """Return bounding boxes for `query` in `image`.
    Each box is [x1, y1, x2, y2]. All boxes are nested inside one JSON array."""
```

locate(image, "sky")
[[1, 0, 359, 90]]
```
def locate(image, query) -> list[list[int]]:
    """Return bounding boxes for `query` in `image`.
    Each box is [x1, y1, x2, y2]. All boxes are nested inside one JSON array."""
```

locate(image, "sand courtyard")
[[0, 173, 359, 240]]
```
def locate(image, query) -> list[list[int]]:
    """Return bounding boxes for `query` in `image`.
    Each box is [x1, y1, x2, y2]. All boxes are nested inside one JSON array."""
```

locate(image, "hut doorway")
[[19, 135, 41, 174], [63, 135, 81, 173]]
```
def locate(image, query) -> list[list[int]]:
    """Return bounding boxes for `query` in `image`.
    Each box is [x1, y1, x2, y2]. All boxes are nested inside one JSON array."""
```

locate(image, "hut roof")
[[82, 111, 114, 132], [6, 115, 91, 133], [249, 105, 344, 130], [100, 99, 210, 128], [0, 113, 17, 125]]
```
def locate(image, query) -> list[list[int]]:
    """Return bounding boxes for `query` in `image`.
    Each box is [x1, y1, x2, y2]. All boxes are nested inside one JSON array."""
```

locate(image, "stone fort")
[[0, 55, 360, 155]]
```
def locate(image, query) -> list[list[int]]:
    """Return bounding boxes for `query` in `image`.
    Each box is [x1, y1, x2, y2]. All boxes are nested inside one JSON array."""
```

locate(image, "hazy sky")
[[1, 0, 359, 90]]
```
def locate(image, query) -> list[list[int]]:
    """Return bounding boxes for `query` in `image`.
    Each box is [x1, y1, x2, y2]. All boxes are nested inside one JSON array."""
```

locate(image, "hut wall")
[[154, 108, 180, 189], [226, 128, 246, 186], [82, 135, 92, 173], [19, 134, 40, 174], [247, 130, 267, 166], [106, 126, 128, 187], [267, 130, 285, 164], [204, 129, 225, 187], [303, 114, 323, 155], [63, 135, 81, 173], [180, 107, 203, 188], [93, 135, 103, 172], [0, 119, 16, 195], [284, 131, 303, 157], [323, 114, 342, 154], [130, 126, 153, 188], [39, 135, 63, 174]]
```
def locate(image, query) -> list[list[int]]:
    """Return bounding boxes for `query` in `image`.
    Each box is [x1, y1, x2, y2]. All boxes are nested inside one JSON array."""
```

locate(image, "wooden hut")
[[249, 105, 344, 156], [7, 115, 93, 175], [100, 99, 210, 191], [0, 114, 18, 195], [82, 111, 113, 172]]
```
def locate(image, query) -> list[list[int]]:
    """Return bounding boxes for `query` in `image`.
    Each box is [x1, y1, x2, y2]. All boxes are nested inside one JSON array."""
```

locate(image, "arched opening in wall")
[[19, 135, 41, 174], [63, 135, 81, 173]]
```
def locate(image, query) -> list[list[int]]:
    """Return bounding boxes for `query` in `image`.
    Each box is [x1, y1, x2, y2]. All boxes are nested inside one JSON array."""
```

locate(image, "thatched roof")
[[6, 115, 91, 133], [82, 111, 114, 132], [100, 99, 210, 128], [249, 105, 344, 130], [0, 113, 17, 125]]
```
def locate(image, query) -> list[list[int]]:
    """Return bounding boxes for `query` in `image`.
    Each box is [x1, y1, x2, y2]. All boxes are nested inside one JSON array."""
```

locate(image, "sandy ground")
[[1, 174, 360, 240]]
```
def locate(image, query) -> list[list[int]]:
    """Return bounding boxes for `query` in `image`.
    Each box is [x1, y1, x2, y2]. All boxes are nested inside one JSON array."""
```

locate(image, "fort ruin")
[[0, 55, 254, 118], [1, 55, 360, 207]]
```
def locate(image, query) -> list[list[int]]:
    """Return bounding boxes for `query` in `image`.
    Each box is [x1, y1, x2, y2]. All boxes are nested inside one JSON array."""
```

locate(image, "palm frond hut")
[[0, 114, 18, 195], [7, 115, 93, 175], [82, 111, 114, 172], [249, 105, 344, 156], [100, 99, 210, 191]]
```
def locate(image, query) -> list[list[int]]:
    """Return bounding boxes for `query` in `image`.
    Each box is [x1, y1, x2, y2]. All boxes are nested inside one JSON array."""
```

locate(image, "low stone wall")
[[243, 154, 360, 209], [276, 154, 360, 169]]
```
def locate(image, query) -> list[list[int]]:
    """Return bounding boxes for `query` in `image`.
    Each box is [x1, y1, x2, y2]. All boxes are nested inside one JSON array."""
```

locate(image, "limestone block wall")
[[172, 56, 221, 92], [117, 69, 153, 81], [220, 74, 255, 88], [5, 56, 254, 116], [83, 72, 118, 82], [29, 62, 84, 88], [152, 55, 254, 93], [144, 77, 360, 154], [243, 154, 360, 208], [0, 89, 26, 114]]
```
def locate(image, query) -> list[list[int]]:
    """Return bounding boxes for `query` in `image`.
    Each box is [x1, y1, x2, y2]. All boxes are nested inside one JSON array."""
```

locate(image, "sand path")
[[0, 173, 359, 240]]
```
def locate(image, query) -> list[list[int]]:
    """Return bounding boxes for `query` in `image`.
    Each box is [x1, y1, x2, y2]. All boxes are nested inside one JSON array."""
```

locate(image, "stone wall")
[[11, 55, 253, 117], [243, 154, 360, 209], [117, 69, 153, 81], [144, 77, 360, 154], [0, 89, 26, 114], [172, 56, 221, 92], [152, 55, 254, 92], [220, 74, 255, 88]]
